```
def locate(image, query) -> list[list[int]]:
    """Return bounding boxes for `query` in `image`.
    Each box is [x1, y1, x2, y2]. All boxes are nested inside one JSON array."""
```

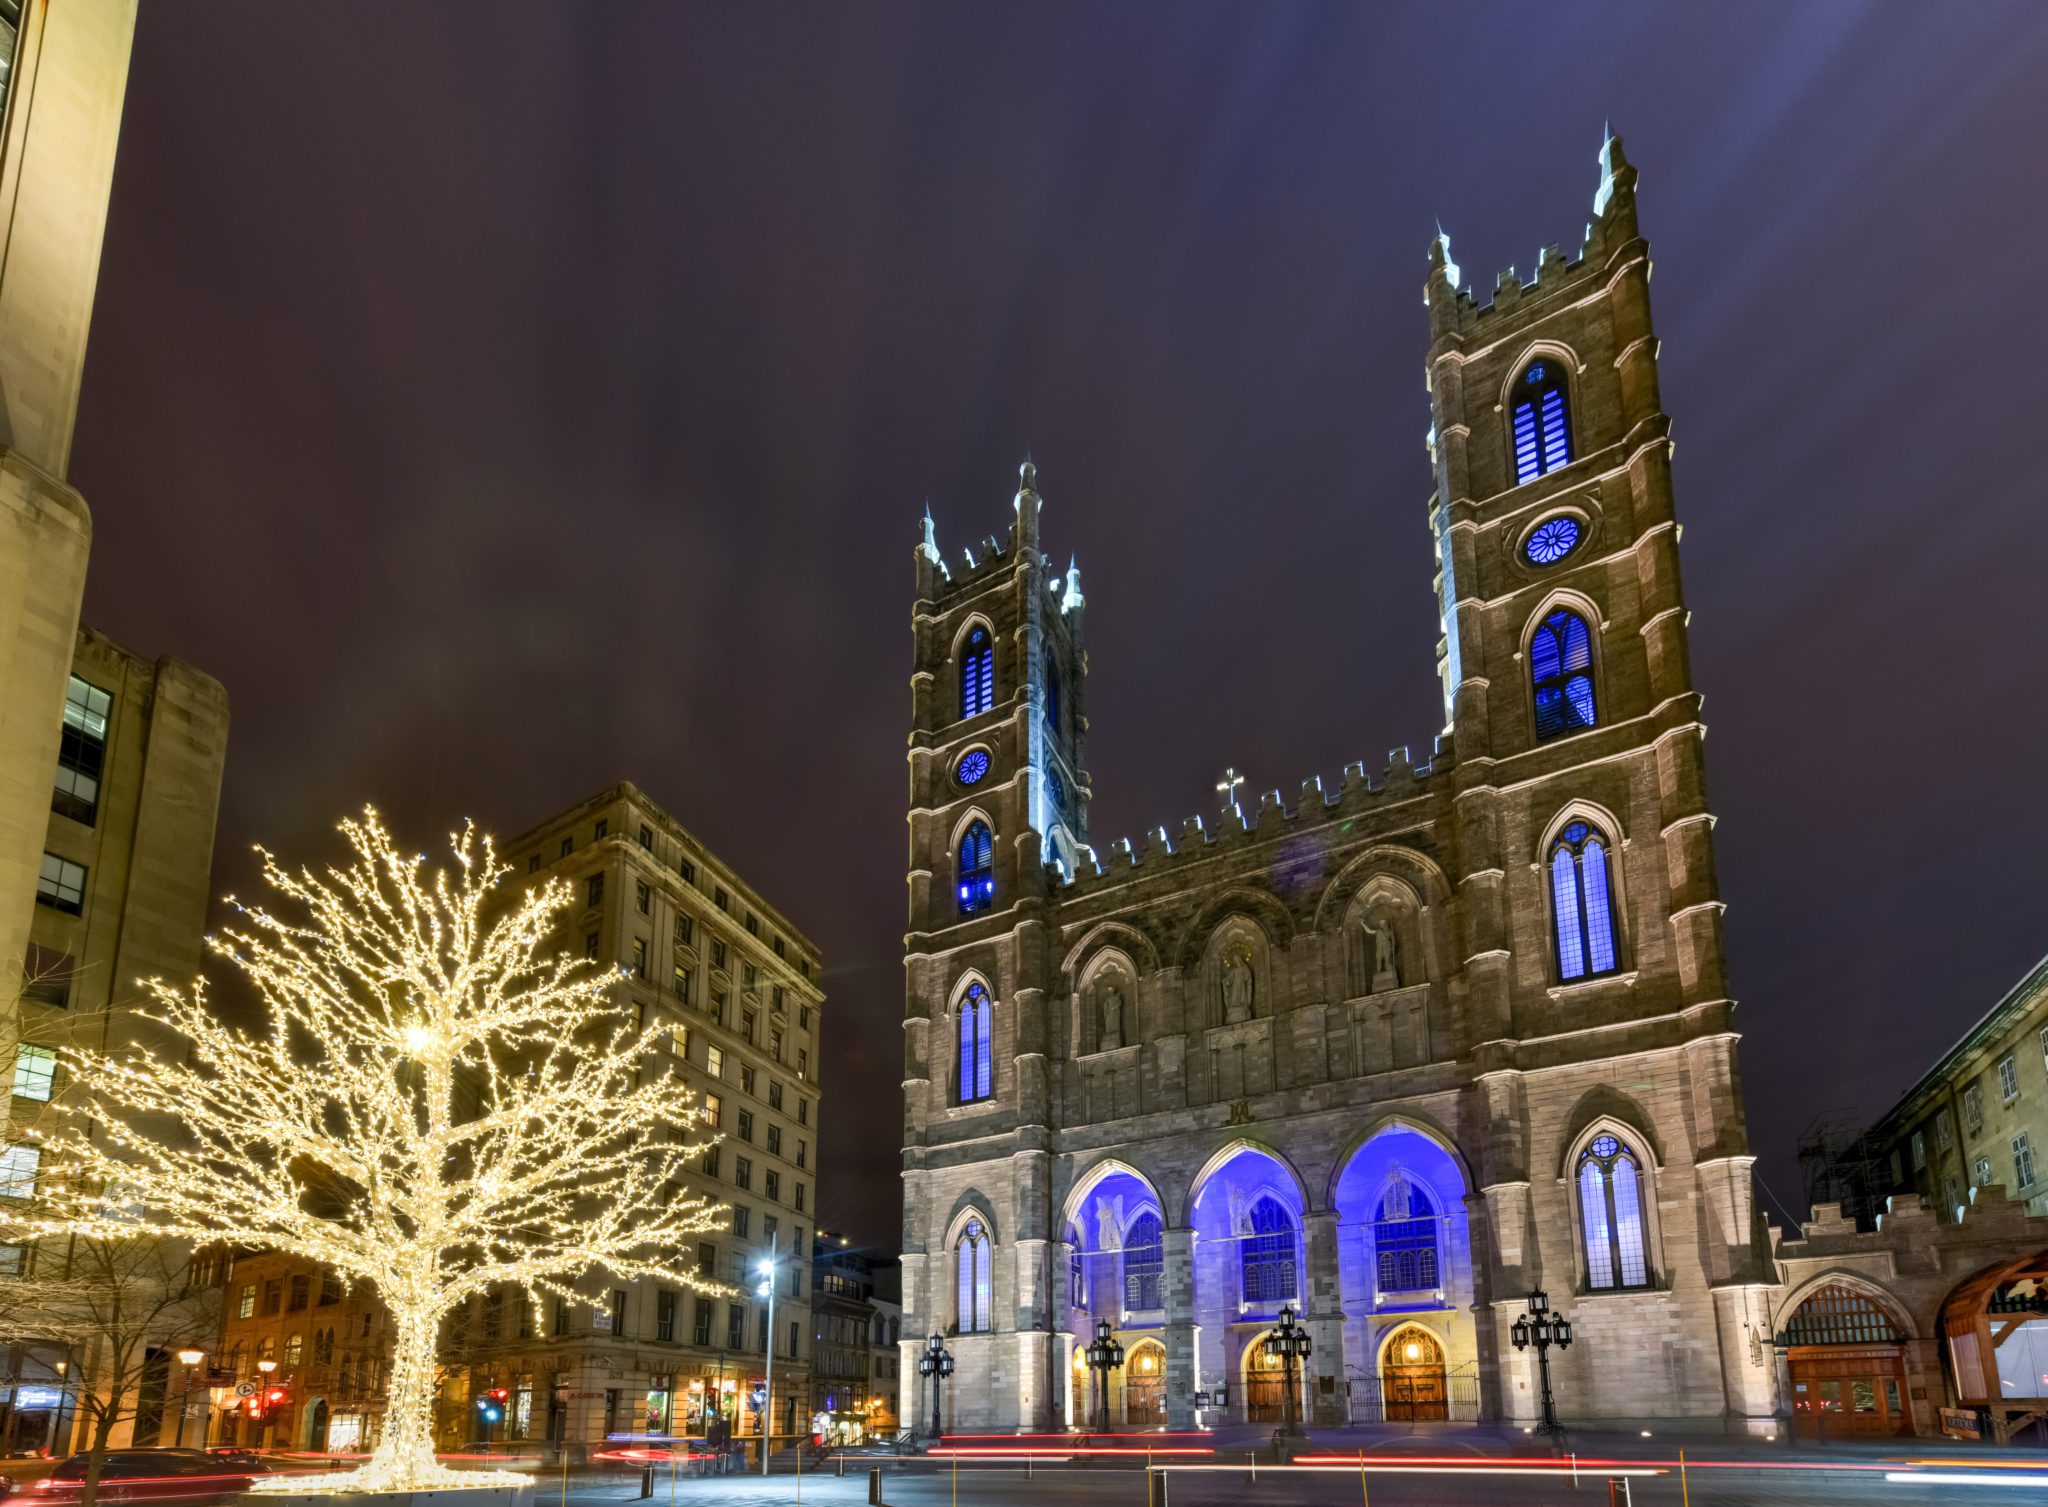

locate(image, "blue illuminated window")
[[957, 750, 990, 786], [956, 1218, 992, 1330], [1512, 360, 1572, 483], [1372, 1178, 1439, 1293], [1240, 1196, 1297, 1305], [961, 627, 994, 719], [958, 821, 994, 915], [1531, 608, 1596, 740], [1578, 1135, 1650, 1290], [1550, 820, 1619, 983], [1047, 767, 1066, 812], [1524, 516, 1582, 566], [1122, 1211, 1163, 1310], [957, 982, 992, 1104], [1044, 649, 1061, 735]]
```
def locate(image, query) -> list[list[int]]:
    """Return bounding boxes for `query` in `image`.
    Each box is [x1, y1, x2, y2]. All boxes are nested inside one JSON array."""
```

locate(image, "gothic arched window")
[[1372, 1178, 1439, 1293], [1577, 1134, 1651, 1290], [958, 820, 994, 915], [1043, 649, 1061, 737], [961, 627, 995, 719], [1549, 820, 1619, 982], [1067, 1224, 1086, 1310], [1511, 358, 1572, 483], [956, 983, 992, 1104], [1122, 1211, 1163, 1311], [956, 1218, 992, 1333], [1531, 608, 1597, 740], [1241, 1196, 1298, 1305]]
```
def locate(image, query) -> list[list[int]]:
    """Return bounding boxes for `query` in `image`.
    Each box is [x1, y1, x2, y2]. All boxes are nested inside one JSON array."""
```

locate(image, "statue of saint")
[[1098, 983, 1125, 1051], [1223, 949, 1255, 1024], [1374, 922, 1399, 984]]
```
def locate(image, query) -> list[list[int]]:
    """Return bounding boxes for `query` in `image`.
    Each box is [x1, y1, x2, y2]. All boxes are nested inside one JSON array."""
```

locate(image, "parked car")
[[30, 1450, 253, 1505], [199, 1452, 266, 1475]]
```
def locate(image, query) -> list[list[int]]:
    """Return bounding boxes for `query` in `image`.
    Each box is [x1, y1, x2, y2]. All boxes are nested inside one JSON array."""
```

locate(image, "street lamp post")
[[1083, 1319, 1125, 1435], [1260, 1305, 1312, 1437], [172, 1350, 204, 1448], [916, 1333, 954, 1442], [1508, 1290, 1574, 1438], [756, 1235, 781, 1476]]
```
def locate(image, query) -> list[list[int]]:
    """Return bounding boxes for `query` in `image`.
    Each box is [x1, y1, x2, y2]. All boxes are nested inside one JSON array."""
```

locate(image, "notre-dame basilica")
[[897, 137, 1781, 1434]]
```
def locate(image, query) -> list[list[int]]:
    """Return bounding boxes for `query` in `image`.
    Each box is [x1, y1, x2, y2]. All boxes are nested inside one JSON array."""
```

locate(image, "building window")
[[2014, 1132, 2037, 1191], [733, 1206, 750, 1239], [1240, 1196, 1297, 1305], [288, 1274, 309, 1310], [735, 1157, 752, 1191], [1549, 820, 1619, 982], [673, 965, 691, 1003], [957, 983, 992, 1104], [958, 821, 994, 915], [1511, 358, 1572, 483], [701, 1145, 720, 1178], [631, 939, 647, 978], [798, 1048, 809, 1080], [1944, 1173, 1963, 1219], [639, 824, 654, 850], [712, 939, 727, 970], [637, 882, 651, 916], [693, 1298, 714, 1346], [594, 819, 608, 840], [1975, 1155, 1992, 1187], [262, 1279, 283, 1315], [1531, 608, 1597, 740], [585, 932, 599, 959], [795, 1183, 805, 1212], [238, 1284, 256, 1320], [609, 1288, 628, 1335], [0, 1145, 39, 1200], [766, 1170, 780, 1203], [10, 1046, 55, 1102], [1373, 1176, 1439, 1293], [1964, 1082, 1984, 1134], [528, 854, 543, 873], [679, 857, 697, 885], [561, 836, 574, 857], [1910, 1130, 1927, 1171], [738, 1110, 754, 1143], [743, 962, 758, 991], [798, 1098, 809, 1126], [769, 1081, 783, 1111], [1524, 515, 1583, 567], [1067, 1227, 1086, 1308], [746, 914, 759, 938], [728, 1304, 746, 1350], [284, 1334, 302, 1367], [956, 1219, 991, 1333], [766, 1125, 781, 1157], [715, 887, 729, 913], [1936, 1111, 1954, 1151], [796, 1140, 807, 1170], [53, 677, 112, 825], [1121, 1211, 1162, 1311], [741, 1065, 756, 1096], [588, 875, 608, 910], [961, 627, 994, 719], [1998, 1054, 2021, 1103], [675, 915, 694, 948], [21, 945, 71, 1008], [771, 1029, 784, 1061], [705, 1045, 725, 1079], [1577, 1134, 1651, 1290], [1043, 649, 1061, 736], [703, 1094, 722, 1128], [35, 854, 86, 914]]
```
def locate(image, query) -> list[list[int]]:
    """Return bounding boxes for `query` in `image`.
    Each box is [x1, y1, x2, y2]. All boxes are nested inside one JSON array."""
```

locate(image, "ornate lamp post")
[[1260, 1304, 1312, 1436], [1083, 1319, 1125, 1435], [1508, 1290, 1574, 1437], [916, 1333, 954, 1442], [172, 1350, 204, 1447]]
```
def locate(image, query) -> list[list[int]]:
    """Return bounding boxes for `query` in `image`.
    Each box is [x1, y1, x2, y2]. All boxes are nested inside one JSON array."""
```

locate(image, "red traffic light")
[[487, 1388, 509, 1403], [265, 1388, 288, 1404]]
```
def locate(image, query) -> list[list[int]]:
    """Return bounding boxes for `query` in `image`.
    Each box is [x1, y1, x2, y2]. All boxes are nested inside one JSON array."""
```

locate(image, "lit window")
[[1577, 1134, 1651, 1290], [957, 983, 992, 1104], [956, 1219, 992, 1333], [35, 853, 86, 914], [957, 750, 990, 786], [1975, 1155, 1993, 1186], [673, 965, 691, 1003], [1241, 1197, 1297, 1305], [1372, 1176, 1439, 1292], [1524, 516, 1582, 567], [703, 1094, 722, 1128], [958, 821, 995, 915], [961, 627, 995, 719], [1998, 1054, 2020, 1103], [1511, 359, 1572, 483], [706, 1046, 724, 1079], [0, 1144, 40, 1199], [1549, 820, 1620, 982], [284, 1334, 302, 1366], [10, 1046, 55, 1102], [1531, 609, 1597, 740], [53, 677, 111, 825], [1121, 1212, 1162, 1311]]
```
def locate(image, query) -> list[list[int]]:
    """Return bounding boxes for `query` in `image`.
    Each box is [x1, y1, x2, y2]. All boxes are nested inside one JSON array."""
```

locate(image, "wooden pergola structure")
[[1940, 1248, 2048, 1444]]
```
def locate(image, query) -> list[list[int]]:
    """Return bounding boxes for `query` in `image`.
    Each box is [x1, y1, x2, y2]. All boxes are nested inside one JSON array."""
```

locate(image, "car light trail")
[[1885, 1472, 2048, 1488]]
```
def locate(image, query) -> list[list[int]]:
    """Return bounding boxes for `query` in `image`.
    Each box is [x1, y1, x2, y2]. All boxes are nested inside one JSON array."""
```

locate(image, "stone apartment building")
[[899, 137, 1781, 1435], [0, 0, 231, 1457], [211, 1250, 393, 1455], [435, 783, 824, 1451], [809, 1240, 901, 1438]]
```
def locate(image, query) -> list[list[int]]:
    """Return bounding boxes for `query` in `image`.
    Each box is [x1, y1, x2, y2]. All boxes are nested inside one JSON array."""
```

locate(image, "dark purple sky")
[[70, 4, 2048, 1247]]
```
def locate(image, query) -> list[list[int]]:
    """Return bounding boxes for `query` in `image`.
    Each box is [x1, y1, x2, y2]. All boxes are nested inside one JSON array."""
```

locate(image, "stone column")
[[1302, 1210, 1346, 1425], [1163, 1226, 1198, 1430]]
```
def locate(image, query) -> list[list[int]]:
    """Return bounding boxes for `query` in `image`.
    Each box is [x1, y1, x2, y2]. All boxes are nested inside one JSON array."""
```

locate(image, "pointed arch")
[[1538, 802, 1628, 984], [1172, 888, 1297, 974], [955, 814, 995, 917], [954, 616, 997, 720], [1060, 919, 1164, 980], [1773, 1270, 1917, 1342], [1523, 591, 1602, 741], [1562, 1117, 1659, 1292], [1058, 1157, 1168, 1236], [1185, 1137, 1313, 1225], [1312, 846, 1453, 933], [1324, 1112, 1476, 1209], [1504, 346, 1579, 484], [949, 973, 995, 1104], [1375, 1319, 1449, 1369]]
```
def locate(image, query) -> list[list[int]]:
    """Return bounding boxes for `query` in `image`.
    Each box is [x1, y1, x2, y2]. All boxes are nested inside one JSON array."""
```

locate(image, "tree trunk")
[[79, 1398, 124, 1507], [358, 1308, 450, 1489]]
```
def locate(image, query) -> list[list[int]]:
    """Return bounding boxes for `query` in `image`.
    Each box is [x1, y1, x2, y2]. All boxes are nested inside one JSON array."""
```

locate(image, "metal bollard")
[[1605, 1477, 1632, 1506], [868, 1465, 886, 1505], [638, 1465, 654, 1498]]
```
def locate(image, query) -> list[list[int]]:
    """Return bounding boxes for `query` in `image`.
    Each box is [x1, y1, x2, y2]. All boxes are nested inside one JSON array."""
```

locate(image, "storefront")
[[1939, 1250, 2048, 1444], [1783, 1281, 1912, 1438]]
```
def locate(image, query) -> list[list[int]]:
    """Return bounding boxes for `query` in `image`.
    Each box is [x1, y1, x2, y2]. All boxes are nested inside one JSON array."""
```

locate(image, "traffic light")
[[476, 1388, 509, 1427]]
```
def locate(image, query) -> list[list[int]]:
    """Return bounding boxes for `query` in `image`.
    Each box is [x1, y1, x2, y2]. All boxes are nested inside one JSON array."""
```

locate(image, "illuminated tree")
[[21, 809, 726, 1491]]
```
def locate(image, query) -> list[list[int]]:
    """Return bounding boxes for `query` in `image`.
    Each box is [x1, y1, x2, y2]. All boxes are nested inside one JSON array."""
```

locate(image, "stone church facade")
[[898, 138, 1780, 1434]]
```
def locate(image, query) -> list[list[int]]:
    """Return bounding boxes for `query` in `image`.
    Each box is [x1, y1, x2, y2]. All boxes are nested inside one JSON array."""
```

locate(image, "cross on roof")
[[1216, 768, 1245, 811]]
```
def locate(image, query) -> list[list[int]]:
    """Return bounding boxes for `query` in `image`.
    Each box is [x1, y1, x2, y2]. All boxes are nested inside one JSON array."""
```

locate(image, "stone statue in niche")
[[1221, 944, 1255, 1024], [1098, 981, 1125, 1052], [1373, 921, 1400, 990]]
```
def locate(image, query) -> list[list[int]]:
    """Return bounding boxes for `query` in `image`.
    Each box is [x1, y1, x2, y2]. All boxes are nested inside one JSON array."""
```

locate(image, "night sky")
[[67, 3, 2048, 1249]]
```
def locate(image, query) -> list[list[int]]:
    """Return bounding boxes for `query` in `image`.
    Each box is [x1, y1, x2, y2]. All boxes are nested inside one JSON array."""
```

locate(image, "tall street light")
[[1509, 1290, 1573, 1437], [916, 1333, 954, 1441], [172, 1350, 204, 1448], [755, 1234, 782, 1476], [1083, 1319, 1124, 1435], [1260, 1305, 1311, 1437]]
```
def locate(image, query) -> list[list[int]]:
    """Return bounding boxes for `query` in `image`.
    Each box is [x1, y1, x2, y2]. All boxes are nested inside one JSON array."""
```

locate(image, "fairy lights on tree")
[[24, 809, 727, 1492]]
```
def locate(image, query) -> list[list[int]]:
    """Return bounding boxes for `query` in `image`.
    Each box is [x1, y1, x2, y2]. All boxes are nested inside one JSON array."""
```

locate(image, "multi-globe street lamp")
[[916, 1332, 954, 1441], [1509, 1289, 1574, 1436], [1083, 1318, 1125, 1434], [1260, 1304, 1312, 1436]]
